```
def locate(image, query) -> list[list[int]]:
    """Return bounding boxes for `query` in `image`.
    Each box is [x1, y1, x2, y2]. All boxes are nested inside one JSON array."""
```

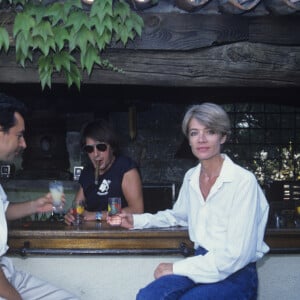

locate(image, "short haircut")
[[182, 102, 231, 138], [80, 119, 120, 156], [0, 93, 27, 132]]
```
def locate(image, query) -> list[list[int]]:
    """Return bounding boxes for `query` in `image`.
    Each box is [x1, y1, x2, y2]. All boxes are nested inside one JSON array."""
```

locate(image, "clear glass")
[[72, 200, 85, 226], [108, 197, 121, 216], [49, 180, 63, 212], [108, 197, 122, 226]]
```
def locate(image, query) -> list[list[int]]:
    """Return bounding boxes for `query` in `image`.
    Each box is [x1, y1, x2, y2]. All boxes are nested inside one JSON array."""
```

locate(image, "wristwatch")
[[95, 211, 102, 221]]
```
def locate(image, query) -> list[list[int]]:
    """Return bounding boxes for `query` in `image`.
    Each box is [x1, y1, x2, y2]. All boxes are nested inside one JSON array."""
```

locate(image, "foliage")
[[222, 103, 300, 189], [251, 142, 300, 186], [0, 0, 144, 89]]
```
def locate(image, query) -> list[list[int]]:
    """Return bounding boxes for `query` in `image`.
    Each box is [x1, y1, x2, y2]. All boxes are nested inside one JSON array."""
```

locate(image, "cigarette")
[[95, 161, 99, 185]]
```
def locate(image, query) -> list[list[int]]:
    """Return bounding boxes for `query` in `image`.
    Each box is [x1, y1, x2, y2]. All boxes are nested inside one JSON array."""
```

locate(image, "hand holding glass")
[[49, 181, 64, 212]]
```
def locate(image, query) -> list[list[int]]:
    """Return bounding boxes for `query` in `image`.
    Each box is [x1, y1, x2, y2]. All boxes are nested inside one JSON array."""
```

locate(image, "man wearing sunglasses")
[[83, 142, 108, 154], [0, 93, 79, 299], [64, 119, 144, 225]]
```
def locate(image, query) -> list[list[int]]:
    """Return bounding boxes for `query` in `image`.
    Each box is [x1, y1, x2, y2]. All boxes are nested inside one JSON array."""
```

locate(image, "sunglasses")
[[83, 143, 108, 153]]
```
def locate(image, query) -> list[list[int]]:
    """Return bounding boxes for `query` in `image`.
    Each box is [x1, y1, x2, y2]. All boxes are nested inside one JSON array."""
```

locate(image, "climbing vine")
[[0, 0, 144, 89]]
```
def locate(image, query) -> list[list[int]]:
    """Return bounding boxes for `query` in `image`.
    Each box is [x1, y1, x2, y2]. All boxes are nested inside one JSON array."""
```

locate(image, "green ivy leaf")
[[44, 2, 66, 26], [53, 51, 75, 73], [15, 31, 33, 58], [32, 20, 53, 42], [90, 14, 111, 37], [74, 25, 95, 54], [131, 13, 144, 37], [38, 55, 53, 73], [94, 29, 110, 51], [13, 13, 35, 38], [121, 8, 144, 38], [102, 27, 112, 48], [63, 0, 83, 17], [68, 28, 76, 52], [53, 27, 69, 51], [0, 27, 9, 52], [81, 45, 101, 75], [24, 3, 46, 24], [38, 55, 53, 89], [65, 11, 89, 33], [15, 50, 26, 68], [47, 35, 57, 53], [102, 14, 113, 33], [65, 63, 81, 89], [90, 0, 113, 21], [118, 25, 130, 45], [32, 35, 54, 56], [114, 0, 131, 20]]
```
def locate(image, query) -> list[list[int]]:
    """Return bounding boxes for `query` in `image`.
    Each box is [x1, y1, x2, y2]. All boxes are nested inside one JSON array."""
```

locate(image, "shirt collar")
[[188, 154, 236, 185]]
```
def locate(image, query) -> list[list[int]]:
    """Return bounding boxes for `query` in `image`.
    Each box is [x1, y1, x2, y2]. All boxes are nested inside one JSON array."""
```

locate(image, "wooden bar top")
[[7, 220, 194, 256], [7, 220, 300, 256]]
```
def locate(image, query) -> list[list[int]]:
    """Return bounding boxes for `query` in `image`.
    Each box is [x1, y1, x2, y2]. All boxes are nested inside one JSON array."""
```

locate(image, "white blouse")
[[133, 154, 270, 283]]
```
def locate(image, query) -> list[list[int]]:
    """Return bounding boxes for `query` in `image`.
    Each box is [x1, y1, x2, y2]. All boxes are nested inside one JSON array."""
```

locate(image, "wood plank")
[[1, 42, 299, 87], [9, 238, 188, 250], [3, 13, 300, 50], [249, 16, 300, 45], [265, 229, 300, 253], [117, 14, 249, 50], [7, 221, 193, 255], [7, 221, 300, 255], [4, 13, 300, 49]]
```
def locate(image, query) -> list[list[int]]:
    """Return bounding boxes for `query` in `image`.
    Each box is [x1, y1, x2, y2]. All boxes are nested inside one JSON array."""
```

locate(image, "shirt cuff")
[[132, 213, 151, 229]]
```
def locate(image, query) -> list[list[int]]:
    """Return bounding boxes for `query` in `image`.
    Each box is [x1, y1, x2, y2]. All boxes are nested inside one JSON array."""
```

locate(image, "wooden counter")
[[265, 228, 300, 254], [7, 220, 300, 256], [7, 220, 194, 256]]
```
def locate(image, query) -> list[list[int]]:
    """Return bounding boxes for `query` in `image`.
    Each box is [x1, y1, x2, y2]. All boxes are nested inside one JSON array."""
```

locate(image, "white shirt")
[[0, 184, 9, 256], [134, 154, 270, 283]]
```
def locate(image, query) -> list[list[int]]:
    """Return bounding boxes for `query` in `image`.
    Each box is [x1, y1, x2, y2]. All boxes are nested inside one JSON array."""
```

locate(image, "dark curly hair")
[[0, 93, 27, 132]]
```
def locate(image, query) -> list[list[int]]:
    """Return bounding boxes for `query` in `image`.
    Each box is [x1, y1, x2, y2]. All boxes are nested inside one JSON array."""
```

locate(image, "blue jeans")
[[136, 247, 258, 300]]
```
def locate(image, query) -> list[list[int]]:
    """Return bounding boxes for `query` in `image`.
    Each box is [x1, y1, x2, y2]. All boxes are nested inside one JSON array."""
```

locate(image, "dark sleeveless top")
[[79, 155, 138, 211]]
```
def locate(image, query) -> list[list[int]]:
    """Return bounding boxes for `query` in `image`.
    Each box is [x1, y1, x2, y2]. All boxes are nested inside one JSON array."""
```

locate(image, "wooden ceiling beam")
[[0, 13, 300, 88]]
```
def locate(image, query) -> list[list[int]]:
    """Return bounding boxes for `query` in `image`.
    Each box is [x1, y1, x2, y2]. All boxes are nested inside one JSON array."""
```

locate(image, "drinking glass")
[[72, 200, 85, 226], [108, 197, 121, 216], [49, 180, 64, 213], [108, 197, 122, 226]]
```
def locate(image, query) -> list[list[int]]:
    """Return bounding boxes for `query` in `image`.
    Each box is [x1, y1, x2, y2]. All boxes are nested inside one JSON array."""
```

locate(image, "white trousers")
[[0, 256, 80, 300]]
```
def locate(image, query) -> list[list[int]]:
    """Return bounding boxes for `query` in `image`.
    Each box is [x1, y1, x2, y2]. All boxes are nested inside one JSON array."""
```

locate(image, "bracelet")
[[95, 211, 102, 221]]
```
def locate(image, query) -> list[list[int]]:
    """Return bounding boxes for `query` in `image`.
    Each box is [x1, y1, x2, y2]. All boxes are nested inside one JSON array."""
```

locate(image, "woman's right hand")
[[107, 212, 134, 229]]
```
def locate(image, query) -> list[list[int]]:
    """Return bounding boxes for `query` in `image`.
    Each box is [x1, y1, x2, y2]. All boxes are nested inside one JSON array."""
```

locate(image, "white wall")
[[10, 254, 300, 300]]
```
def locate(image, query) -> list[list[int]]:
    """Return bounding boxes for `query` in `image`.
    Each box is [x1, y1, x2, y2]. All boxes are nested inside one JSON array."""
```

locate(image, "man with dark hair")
[[0, 93, 79, 299]]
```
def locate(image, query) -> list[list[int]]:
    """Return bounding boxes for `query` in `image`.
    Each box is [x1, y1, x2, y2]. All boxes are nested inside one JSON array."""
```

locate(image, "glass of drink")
[[108, 197, 122, 226], [108, 197, 121, 216], [49, 180, 64, 213], [72, 201, 85, 226]]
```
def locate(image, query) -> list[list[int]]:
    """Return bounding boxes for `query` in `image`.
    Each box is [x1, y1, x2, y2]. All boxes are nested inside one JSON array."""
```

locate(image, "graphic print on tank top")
[[97, 179, 111, 196]]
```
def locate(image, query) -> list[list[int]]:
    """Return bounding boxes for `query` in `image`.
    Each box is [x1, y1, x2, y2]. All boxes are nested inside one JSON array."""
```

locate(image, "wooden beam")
[[1, 13, 300, 87], [117, 14, 249, 50], [1, 42, 299, 87]]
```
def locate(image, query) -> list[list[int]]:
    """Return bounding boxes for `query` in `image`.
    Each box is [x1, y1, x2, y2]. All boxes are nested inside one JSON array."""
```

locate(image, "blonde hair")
[[182, 102, 231, 138]]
